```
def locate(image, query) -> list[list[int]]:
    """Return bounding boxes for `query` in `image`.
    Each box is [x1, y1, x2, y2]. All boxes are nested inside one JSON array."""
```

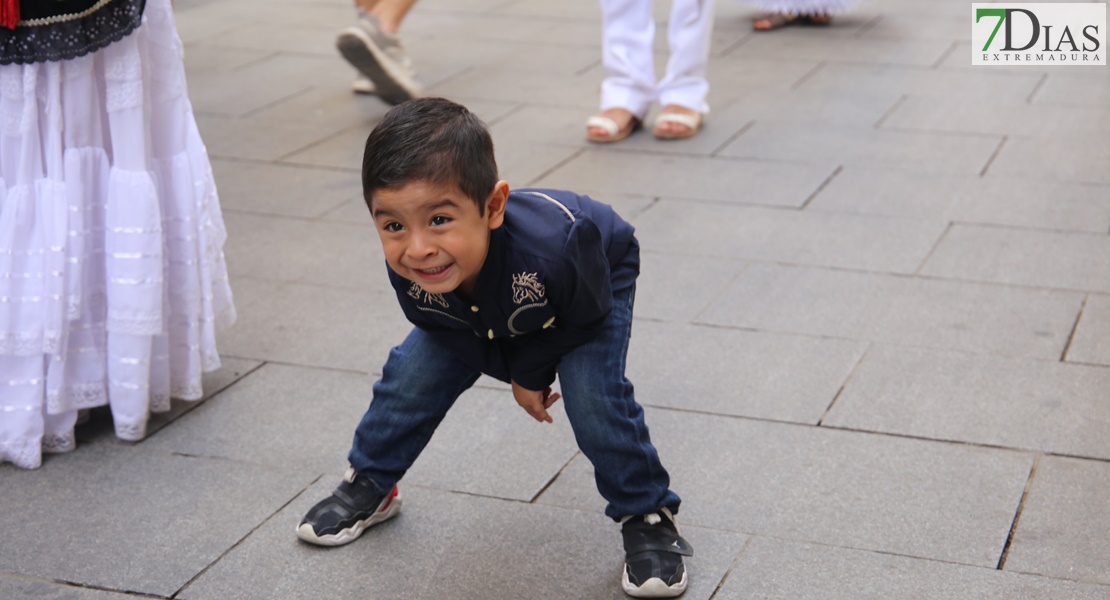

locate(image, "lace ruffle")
[[0, 0, 147, 66]]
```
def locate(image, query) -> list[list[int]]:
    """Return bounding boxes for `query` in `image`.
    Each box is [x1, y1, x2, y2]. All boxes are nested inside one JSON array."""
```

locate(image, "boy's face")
[[370, 179, 508, 296]]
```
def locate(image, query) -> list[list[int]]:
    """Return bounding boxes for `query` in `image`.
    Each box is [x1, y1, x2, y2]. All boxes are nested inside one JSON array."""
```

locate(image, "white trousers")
[[600, 0, 716, 118]]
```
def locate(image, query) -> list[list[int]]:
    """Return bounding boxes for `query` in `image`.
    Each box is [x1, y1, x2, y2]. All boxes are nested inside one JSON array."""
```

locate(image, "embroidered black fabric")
[[0, 0, 147, 65]]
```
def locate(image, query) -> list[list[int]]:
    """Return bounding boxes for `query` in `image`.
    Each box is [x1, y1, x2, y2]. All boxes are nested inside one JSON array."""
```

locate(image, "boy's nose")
[[405, 230, 437, 258]]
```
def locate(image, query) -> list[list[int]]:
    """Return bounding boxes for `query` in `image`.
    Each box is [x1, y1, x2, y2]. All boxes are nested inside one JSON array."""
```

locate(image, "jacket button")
[[487, 329, 495, 339], [471, 305, 479, 312]]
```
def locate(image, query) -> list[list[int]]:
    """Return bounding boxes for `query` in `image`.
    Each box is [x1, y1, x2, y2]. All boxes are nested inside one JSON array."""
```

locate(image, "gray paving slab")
[[1004, 456, 1110, 586], [695, 264, 1084, 360], [144, 363, 579, 501], [72, 357, 262, 449], [718, 536, 1110, 600], [428, 66, 602, 110], [213, 159, 361, 219], [195, 113, 351, 162], [631, 201, 946, 273], [728, 30, 953, 67], [632, 252, 746, 322], [719, 121, 1003, 175], [883, 96, 1110, 138], [1068, 294, 1110, 366], [920, 224, 1110, 293], [627, 320, 867, 423], [243, 86, 393, 132], [0, 576, 143, 600], [797, 63, 1044, 102], [808, 167, 1110, 233], [1033, 72, 1110, 107], [988, 136, 1110, 185], [537, 151, 836, 208], [196, 23, 338, 57], [179, 481, 748, 600], [181, 45, 272, 80], [0, 443, 312, 597], [536, 408, 1033, 567], [216, 278, 411, 373], [945, 179, 1110, 234], [490, 139, 584, 187], [824, 345, 1110, 460], [222, 211, 385, 289]]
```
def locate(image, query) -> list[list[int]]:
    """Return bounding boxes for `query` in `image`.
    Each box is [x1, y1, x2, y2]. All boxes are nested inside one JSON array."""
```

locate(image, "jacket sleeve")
[[507, 219, 613, 390]]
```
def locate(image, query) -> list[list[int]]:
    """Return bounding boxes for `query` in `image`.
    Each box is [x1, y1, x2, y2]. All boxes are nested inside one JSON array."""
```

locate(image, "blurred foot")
[[336, 13, 422, 105]]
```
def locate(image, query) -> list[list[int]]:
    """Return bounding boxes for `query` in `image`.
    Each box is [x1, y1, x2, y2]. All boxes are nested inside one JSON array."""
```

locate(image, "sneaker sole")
[[295, 486, 402, 547], [621, 569, 688, 598], [336, 27, 421, 106]]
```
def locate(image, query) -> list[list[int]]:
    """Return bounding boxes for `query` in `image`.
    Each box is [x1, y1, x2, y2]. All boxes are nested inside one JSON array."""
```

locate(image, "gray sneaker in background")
[[336, 14, 423, 105]]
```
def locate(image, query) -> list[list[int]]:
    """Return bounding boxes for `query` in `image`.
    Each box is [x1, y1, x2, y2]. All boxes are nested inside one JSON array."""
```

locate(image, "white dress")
[[0, 0, 235, 469]]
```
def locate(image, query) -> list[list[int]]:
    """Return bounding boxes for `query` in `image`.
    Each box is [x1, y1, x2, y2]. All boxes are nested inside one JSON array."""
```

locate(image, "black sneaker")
[[295, 467, 401, 546], [621, 508, 693, 598]]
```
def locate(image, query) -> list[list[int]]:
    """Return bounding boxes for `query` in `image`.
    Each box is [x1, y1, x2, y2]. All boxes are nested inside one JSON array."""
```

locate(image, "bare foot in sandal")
[[652, 105, 703, 140], [586, 107, 642, 143], [752, 12, 796, 31]]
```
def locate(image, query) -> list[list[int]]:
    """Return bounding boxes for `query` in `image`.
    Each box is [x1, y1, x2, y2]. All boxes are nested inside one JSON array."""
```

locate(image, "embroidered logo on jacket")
[[407, 282, 449, 308], [512, 272, 545, 304]]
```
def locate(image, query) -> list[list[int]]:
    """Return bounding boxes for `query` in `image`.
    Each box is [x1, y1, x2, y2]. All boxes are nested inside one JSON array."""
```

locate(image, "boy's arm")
[[508, 219, 613, 391]]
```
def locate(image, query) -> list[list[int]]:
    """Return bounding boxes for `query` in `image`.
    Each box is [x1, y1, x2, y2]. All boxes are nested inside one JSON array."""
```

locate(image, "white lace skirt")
[[0, 0, 235, 469], [744, 0, 860, 15]]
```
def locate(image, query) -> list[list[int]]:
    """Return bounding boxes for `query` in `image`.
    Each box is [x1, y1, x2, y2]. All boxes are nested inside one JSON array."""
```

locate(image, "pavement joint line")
[[272, 159, 360, 173], [171, 474, 326, 599], [529, 451, 582, 504], [708, 118, 754, 157], [525, 146, 588, 187], [872, 93, 907, 129], [978, 134, 1007, 177], [240, 85, 316, 120], [853, 14, 884, 39], [799, 164, 843, 209], [911, 219, 952, 276], [1059, 294, 1089, 363], [996, 455, 1040, 571], [1025, 72, 1050, 104], [787, 60, 828, 91], [930, 40, 960, 69], [274, 123, 360, 164], [943, 217, 1110, 238], [706, 536, 755, 600], [815, 340, 870, 426], [688, 262, 753, 323]]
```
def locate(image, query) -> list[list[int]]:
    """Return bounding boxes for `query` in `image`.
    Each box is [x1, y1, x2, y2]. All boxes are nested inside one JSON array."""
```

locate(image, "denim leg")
[[348, 327, 481, 493], [557, 286, 682, 521]]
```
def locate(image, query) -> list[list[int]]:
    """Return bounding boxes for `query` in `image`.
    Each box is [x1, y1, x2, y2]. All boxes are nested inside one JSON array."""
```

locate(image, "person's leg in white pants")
[[589, 0, 656, 142], [655, 0, 714, 137]]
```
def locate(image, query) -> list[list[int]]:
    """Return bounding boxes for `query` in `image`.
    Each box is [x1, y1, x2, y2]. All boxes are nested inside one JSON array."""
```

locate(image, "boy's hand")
[[511, 380, 561, 423]]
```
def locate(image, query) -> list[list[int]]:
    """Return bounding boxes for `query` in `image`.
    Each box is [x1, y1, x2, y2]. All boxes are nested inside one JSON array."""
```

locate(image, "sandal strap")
[[654, 112, 701, 130], [586, 115, 619, 136], [622, 521, 694, 558]]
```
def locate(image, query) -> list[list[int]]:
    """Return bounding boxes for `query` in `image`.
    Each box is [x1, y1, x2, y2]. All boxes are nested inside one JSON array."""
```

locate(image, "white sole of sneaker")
[[295, 487, 402, 547], [621, 569, 688, 598], [336, 27, 421, 106]]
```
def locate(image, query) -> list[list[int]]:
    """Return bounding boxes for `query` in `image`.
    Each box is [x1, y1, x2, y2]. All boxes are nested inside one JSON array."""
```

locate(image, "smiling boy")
[[296, 98, 692, 598]]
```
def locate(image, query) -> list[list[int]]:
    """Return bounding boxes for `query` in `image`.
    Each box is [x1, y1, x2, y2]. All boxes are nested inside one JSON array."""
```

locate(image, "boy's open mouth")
[[413, 264, 452, 280]]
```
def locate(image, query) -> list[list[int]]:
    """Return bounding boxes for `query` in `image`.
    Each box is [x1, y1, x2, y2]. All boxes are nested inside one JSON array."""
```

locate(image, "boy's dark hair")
[[362, 97, 499, 214]]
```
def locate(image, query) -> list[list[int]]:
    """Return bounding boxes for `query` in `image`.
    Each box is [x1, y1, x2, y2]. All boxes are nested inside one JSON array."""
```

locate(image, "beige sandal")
[[586, 113, 642, 143], [652, 111, 703, 140]]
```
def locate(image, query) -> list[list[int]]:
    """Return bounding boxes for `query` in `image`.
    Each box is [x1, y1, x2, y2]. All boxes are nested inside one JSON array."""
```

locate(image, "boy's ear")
[[485, 180, 509, 230]]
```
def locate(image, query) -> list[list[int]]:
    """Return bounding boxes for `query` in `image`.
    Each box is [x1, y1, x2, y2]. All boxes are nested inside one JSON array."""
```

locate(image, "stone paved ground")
[[2, 0, 1110, 598]]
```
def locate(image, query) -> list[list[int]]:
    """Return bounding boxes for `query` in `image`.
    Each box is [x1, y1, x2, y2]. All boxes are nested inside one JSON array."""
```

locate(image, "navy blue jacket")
[[387, 188, 639, 390]]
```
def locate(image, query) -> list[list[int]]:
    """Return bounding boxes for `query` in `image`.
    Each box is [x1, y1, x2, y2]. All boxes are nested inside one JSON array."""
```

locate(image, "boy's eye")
[[430, 215, 451, 226], [383, 222, 404, 233]]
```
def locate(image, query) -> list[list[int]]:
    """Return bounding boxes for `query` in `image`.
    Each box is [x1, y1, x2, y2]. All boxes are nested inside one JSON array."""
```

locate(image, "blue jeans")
[[349, 286, 681, 521]]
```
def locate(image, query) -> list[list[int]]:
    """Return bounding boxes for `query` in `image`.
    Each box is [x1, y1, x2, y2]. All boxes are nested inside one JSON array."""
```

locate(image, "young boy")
[[296, 98, 692, 598]]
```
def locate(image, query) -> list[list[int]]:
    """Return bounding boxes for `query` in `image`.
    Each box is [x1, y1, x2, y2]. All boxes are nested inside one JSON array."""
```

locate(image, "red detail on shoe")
[[0, 0, 19, 30], [379, 486, 399, 512]]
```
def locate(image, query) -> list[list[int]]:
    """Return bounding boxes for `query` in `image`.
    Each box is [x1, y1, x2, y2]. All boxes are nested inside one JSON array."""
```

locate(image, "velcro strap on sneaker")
[[622, 522, 694, 558]]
